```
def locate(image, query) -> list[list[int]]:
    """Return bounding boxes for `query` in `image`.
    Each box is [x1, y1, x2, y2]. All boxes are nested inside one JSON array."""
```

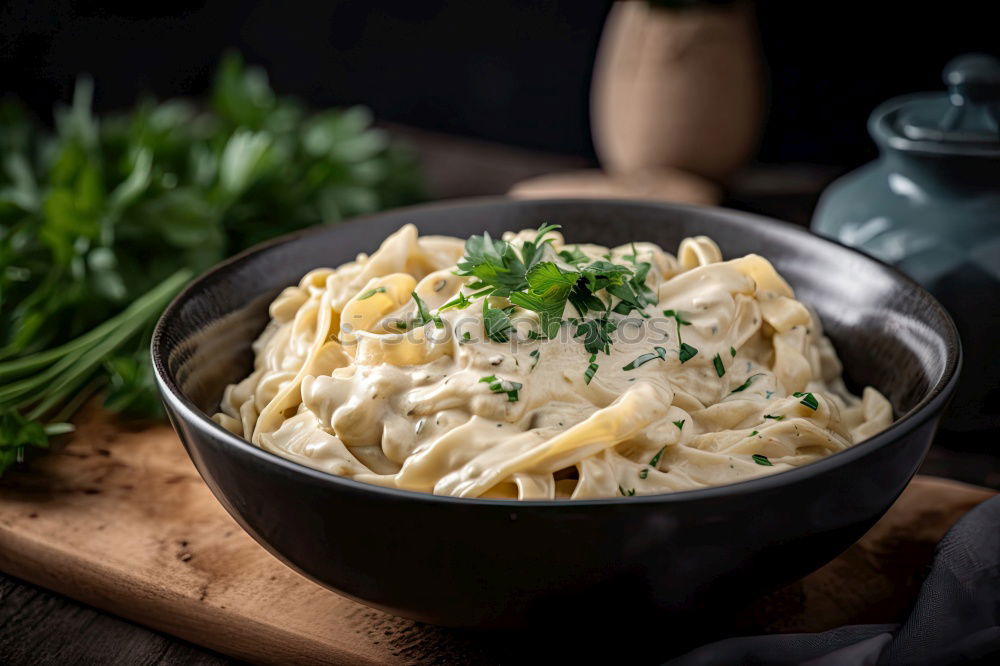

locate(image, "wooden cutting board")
[[0, 402, 995, 664]]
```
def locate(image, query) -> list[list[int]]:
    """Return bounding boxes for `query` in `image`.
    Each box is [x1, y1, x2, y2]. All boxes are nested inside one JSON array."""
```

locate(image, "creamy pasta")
[[214, 224, 892, 500]]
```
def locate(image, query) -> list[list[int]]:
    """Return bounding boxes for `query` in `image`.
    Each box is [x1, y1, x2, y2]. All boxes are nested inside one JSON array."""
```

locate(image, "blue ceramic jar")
[[813, 54, 1000, 437]]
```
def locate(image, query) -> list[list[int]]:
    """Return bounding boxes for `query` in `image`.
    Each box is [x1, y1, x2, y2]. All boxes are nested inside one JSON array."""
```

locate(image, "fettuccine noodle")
[[214, 224, 892, 499]]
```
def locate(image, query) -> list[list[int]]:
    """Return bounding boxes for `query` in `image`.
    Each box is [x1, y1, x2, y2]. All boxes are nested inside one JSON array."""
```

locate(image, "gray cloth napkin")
[[668, 494, 1000, 665]]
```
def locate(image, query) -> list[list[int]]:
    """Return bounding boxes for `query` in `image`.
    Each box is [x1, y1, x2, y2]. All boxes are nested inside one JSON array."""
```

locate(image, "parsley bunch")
[[450, 225, 656, 360], [0, 53, 423, 474]]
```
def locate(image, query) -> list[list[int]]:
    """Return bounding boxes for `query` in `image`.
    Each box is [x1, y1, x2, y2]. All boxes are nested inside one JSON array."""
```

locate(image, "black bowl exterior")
[[152, 198, 960, 629]]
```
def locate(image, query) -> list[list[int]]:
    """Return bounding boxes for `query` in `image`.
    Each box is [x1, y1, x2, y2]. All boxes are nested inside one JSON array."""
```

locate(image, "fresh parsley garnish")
[[622, 346, 667, 371], [731, 373, 765, 393], [439, 290, 480, 311], [575, 316, 618, 356], [411, 292, 443, 328], [529, 349, 540, 371], [454, 224, 656, 347], [460, 331, 472, 343], [619, 485, 636, 497], [584, 353, 599, 384], [639, 444, 668, 480], [763, 414, 784, 420], [663, 309, 698, 363], [752, 454, 772, 466], [713, 353, 726, 377], [730, 346, 737, 357], [479, 375, 522, 402], [673, 419, 685, 430], [748, 430, 759, 437], [482, 299, 514, 343], [357, 286, 386, 300], [793, 391, 819, 410], [678, 343, 699, 363]]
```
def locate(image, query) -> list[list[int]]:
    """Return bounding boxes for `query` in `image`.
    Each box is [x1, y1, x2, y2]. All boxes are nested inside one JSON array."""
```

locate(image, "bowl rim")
[[151, 196, 962, 508]]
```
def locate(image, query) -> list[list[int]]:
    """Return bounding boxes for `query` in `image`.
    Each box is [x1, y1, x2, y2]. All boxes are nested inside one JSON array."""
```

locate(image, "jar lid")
[[873, 53, 1000, 156]]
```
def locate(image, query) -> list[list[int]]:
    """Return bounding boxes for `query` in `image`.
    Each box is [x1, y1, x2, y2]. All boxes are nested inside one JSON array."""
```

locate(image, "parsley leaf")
[[357, 286, 386, 300], [663, 309, 698, 363], [479, 375, 522, 402], [575, 317, 618, 356], [584, 353, 599, 384], [793, 391, 819, 410], [411, 292, 443, 328], [731, 373, 765, 393], [482, 299, 514, 343], [713, 353, 726, 377], [622, 345, 668, 371], [678, 343, 699, 363], [752, 454, 773, 466], [558, 245, 589, 265], [673, 419, 685, 430], [508, 262, 576, 338]]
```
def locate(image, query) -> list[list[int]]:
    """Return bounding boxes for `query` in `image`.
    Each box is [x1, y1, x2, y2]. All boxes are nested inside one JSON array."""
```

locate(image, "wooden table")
[[2, 128, 998, 666]]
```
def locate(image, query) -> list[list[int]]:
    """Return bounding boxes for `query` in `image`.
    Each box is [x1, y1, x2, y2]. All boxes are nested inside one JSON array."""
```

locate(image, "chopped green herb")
[[411, 292, 443, 328], [730, 346, 737, 357], [623, 346, 668, 371], [673, 419, 685, 430], [479, 375, 522, 402], [678, 343, 699, 363], [619, 485, 636, 497], [357, 286, 386, 300], [439, 290, 475, 311], [662, 309, 692, 325], [663, 309, 698, 363], [460, 331, 472, 343], [793, 391, 819, 410], [639, 468, 649, 479], [574, 316, 618, 356], [529, 349, 540, 371], [763, 414, 784, 421], [731, 373, 765, 393], [752, 454, 772, 466], [584, 353, 599, 384], [713, 353, 726, 377], [526, 329, 544, 341], [749, 430, 759, 437], [649, 445, 667, 467], [765, 390, 774, 399]]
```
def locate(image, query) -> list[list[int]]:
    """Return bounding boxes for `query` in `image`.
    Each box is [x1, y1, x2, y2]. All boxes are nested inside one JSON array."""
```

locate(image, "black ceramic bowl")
[[152, 198, 960, 632]]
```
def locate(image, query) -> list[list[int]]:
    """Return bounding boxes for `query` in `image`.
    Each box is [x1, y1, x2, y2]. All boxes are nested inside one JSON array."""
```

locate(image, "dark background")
[[2, 0, 999, 169]]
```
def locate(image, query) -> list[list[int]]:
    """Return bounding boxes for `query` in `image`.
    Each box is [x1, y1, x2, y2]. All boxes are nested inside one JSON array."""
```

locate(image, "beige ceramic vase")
[[591, 0, 763, 181]]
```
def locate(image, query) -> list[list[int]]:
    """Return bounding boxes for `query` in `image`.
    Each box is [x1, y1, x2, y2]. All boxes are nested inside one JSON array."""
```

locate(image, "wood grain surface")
[[0, 403, 994, 665]]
